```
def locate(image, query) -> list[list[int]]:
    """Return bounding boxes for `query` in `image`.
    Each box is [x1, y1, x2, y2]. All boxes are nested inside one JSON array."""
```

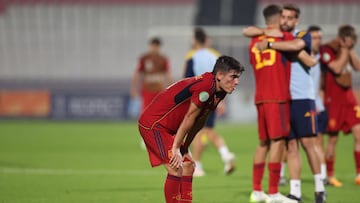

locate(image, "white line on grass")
[[0, 167, 162, 176]]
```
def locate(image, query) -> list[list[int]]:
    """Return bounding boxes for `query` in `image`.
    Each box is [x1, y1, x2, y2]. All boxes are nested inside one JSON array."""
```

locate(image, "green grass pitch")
[[0, 121, 359, 202]]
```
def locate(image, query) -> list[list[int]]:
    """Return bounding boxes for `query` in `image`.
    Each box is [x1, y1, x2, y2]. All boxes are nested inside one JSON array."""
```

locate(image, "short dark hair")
[[150, 37, 161, 46], [283, 4, 301, 18], [212, 55, 245, 75], [263, 4, 281, 20], [194, 27, 207, 45], [307, 25, 322, 33], [338, 24, 357, 41]]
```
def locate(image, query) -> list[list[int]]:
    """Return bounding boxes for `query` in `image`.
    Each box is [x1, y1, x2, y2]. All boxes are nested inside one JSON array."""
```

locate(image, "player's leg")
[[325, 104, 343, 187], [180, 154, 195, 203], [351, 123, 360, 185], [164, 164, 183, 203], [261, 103, 297, 203], [300, 136, 325, 200], [205, 127, 236, 174], [286, 138, 302, 201], [316, 110, 328, 183], [325, 133, 342, 187], [204, 111, 235, 174], [279, 147, 288, 186], [250, 104, 269, 202], [191, 130, 207, 177], [138, 125, 183, 203]]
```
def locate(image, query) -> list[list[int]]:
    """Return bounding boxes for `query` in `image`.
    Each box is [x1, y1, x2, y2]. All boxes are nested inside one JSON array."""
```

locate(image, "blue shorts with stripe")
[[205, 110, 216, 128], [289, 99, 318, 140]]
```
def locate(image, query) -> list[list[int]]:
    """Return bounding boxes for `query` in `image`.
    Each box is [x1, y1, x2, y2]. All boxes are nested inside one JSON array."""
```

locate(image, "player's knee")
[[183, 160, 195, 174]]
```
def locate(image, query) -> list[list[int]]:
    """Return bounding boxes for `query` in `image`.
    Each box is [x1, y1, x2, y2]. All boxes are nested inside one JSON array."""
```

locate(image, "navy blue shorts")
[[317, 110, 328, 134], [205, 111, 216, 128], [289, 99, 318, 140]]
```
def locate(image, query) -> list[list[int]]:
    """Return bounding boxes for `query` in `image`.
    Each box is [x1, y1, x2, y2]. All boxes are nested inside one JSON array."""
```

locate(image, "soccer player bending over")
[[138, 56, 244, 203]]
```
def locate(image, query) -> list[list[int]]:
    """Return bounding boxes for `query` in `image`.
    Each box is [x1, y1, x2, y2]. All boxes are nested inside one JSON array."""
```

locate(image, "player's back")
[[139, 72, 217, 133], [249, 34, 292, 103]]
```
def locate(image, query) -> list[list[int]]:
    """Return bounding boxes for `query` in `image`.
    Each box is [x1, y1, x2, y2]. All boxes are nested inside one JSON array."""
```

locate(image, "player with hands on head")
[[320, 24, 360, 187], [138, 55, 244, 203]]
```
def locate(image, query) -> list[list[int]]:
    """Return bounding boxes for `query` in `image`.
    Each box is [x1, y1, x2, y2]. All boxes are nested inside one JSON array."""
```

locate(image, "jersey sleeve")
[[189, 76, 212, 108], [319, 46, 336, 65], [296, 31, 312, 54]]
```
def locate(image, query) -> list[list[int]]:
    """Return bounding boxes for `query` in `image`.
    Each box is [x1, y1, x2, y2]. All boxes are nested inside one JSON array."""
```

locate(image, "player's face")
[[280, 9, 298, 32], [310, 31, 322, 53], [216, 70, 240, 94]]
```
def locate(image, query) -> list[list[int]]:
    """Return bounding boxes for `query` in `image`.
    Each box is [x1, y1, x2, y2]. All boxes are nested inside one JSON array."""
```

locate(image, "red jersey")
[[249, 32, 293, 103], [320, 45, 357, 106], [137, 52, 170, 92], [138, 72, 226, 133]]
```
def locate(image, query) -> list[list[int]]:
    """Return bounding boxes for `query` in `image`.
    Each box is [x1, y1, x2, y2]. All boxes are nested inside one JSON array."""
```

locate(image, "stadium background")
[[1, 1, 360, 203], [1, 0, 360, 122]]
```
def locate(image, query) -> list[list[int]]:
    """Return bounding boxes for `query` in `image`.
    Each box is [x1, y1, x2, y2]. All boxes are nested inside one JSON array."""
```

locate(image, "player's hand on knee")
[[169, 148, 183, 169]]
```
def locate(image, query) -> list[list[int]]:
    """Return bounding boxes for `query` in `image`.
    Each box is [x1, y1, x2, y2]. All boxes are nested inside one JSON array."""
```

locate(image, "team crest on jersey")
[[322, 52, 331, 62], [199, 91, 209, 102]]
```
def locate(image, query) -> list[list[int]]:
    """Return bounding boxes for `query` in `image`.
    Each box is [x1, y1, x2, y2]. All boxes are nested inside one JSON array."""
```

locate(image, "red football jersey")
[[249, 32, 293, 103], [139, 72, 226, 133], [320, 45, 357, 105]]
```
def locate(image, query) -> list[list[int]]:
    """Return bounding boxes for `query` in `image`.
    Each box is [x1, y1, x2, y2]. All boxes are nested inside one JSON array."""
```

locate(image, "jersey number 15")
[[251, 39, 276, 70]]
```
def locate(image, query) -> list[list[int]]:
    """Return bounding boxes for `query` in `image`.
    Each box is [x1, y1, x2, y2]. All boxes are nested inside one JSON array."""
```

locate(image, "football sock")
[[314, 174, 325, 192], [164, 174, 181, 203], [180, 176, 193, 202], [326, 156, 334, 177], [219, 146, 230, 161], [320, 163, 327, 180], [290, 179, 301, 199], [354, 150, 360, 174], [268, 162, 281, 194], [253, 162, 265, 191]]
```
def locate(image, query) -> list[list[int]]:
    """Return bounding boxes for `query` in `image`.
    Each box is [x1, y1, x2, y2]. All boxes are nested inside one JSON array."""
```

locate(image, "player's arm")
[[258, 38, 306, 52], [170, 102, 203, 169], [297, 50, 318, 67], [349, 49, 360, 71], [130, 70, 140, 99], [242, 26, 264, 37], [327, 47, 350, 74], [164, 59, 173, 85], [242, 26, 283, 38]]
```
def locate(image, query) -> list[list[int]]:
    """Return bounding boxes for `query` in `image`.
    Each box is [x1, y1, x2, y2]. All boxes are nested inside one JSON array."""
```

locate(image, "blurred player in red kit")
[[130, 37, 172, 114], [138, 56, 244, 203], [320, 25, 360, 186]]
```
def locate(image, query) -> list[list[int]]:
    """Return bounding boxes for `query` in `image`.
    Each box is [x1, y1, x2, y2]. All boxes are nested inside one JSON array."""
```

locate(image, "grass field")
[[0, 121, 359, 203]]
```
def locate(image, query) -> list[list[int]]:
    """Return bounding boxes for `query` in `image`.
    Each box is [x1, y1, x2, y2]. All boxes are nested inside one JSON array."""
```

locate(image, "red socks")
[[268, 162, 281, 194], [253, 162, 265, 191], [179, 176, 193, 203], [326, 156, 335, 177], [354, 151, 360, 174], [164, 174, 193, 203], [164, 174, 181, 203]]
